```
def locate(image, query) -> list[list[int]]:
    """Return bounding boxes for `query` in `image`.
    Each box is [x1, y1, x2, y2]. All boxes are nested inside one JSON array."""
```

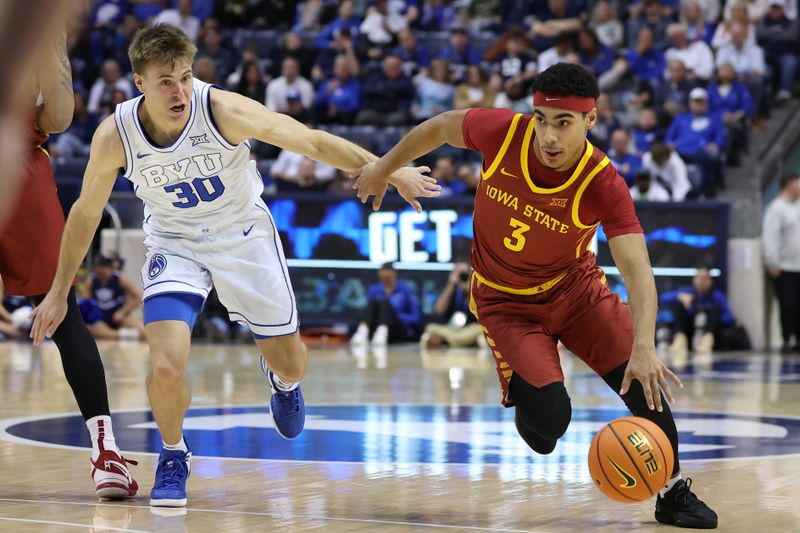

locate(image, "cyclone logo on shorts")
[[148, 254, 167, 280]]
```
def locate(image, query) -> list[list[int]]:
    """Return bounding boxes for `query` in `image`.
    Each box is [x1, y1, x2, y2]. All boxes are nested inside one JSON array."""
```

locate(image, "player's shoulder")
[[464, 107, 519, 129], [587, 143, 627, 185]]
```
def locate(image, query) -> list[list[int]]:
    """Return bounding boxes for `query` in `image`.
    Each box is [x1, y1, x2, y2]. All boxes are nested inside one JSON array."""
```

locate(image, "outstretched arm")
[[352, 109, 469, 207], [30, 117, 124, 344], [610, 233, 682, 411], [210, 88, 439, 211]]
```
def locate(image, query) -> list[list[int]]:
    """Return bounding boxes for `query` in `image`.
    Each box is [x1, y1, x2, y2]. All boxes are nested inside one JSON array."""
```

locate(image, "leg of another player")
[[256, 333, 308, 439]]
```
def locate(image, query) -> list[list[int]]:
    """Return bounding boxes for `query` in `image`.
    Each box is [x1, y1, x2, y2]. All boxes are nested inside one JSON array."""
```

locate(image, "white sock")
[[659, 473, 682, 497], [86, 415, 118, 462], [163, 437, 188, 453], [271, 372, 299, 392]]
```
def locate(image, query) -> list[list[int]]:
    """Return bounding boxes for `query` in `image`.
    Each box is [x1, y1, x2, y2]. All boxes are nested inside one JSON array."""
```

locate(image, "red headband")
[[533, 92, 596, 113]]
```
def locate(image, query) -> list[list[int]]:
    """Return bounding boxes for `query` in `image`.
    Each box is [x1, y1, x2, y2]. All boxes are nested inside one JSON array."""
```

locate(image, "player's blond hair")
[[128, 24, 197, 74]]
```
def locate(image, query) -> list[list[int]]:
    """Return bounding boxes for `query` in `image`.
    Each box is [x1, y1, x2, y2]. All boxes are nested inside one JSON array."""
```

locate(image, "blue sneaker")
[[260, 356, 305, 439], [149, 448, 192, 507]]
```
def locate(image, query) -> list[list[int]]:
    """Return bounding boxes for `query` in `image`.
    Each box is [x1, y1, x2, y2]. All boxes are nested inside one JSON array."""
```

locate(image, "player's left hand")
[[29, 292, 68, 345], [620, 346, 683, 412]]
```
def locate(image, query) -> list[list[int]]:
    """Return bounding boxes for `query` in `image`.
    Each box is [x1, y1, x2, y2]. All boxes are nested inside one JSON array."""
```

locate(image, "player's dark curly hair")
[[530, 63, 599, 99]]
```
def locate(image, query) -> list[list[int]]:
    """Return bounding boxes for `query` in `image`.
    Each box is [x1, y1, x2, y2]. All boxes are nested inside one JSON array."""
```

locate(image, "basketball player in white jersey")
[[31, 24, 439, 508]]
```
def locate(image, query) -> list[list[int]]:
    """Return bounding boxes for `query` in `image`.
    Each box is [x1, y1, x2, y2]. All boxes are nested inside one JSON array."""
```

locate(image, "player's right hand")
[[29, 292, 68, 345]]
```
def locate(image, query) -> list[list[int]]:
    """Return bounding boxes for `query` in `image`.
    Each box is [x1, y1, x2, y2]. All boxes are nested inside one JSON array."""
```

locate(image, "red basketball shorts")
[[0, 147, 65, 296], [469, 256, 633, 407]]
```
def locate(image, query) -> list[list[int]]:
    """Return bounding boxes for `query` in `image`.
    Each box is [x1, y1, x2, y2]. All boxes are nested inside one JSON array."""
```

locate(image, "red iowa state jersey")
[[462, 108, 642, 294]]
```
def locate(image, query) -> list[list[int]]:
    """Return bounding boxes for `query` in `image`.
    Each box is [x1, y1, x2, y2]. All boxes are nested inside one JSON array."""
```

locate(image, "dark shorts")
[[0, 148, 65, 296], [469, 255, 633, 406]]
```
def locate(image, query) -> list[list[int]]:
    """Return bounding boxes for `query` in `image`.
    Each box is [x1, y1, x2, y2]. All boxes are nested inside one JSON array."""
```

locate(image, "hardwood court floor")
[[0, 340, 798, 532]]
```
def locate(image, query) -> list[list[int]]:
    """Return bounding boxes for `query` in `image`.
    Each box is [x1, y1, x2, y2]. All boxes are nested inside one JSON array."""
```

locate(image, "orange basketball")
[[588, 416, 674, 503]]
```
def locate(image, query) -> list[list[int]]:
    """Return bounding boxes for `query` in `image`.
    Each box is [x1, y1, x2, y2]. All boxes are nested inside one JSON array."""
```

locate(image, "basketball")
[[588, 416, 674, 503]]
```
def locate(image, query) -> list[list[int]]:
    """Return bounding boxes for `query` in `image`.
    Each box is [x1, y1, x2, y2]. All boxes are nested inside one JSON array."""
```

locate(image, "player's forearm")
[[50, 206, 102, 298], [625, 267, 659, 353], [37, 33, 74, 133], [310, 130, 378, 171], [376, 117, 448, 175]]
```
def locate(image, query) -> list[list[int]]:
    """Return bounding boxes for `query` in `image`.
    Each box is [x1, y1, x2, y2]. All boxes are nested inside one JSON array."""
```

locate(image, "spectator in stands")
[[454, 65, 495, 109], [196, 26, 237, 82], [716, 22, 766, 116], [79, 254, 144, 341], [723, 0, 783, 22], [315, 55, 361, 124], [763, 172, 800, 353], [537, 32, 576, 73], [420, 262, 486, 349], [627, 0, 671, 50], [652, 59, 701, 121], [50, 92, 98, 161], [630, 0, 678, 19], [632, 107, 664, 154], [193, 56, 219, 84], [681, 0, 715, 45], [708, 62, 753, 165], [438, 27, 482, 83], [225, 42, 261, 88], [361, 0, 407, 46], [350, 263, 421, 345], [153, 0, 200, 42], [756, 1, 799, 105], [266, 57, 314, 113], [642, 141, 692, 200], [285, 89, 317, 124], [666, 87, 725, 197], [494, 77, 537, 113], [270, 32, 316, 80], [311, 27, 361, 83], [458, 162, 480, 193], [665, 23, 715, 81], [577, 28, 617, 78], [216, 0, 256, 27], [316, 0, 361, 49], [235, 61, 267, 102], [625, 26, 666, 85], [530, 0, 583, 51], [590, 1, 624, 48], [487, 29, 537, 92], [630, 169, 671, 202], [413, 0, 457, 31], [662, 267, 738, 357], [712, 1, 757, 50], [87, 59, 132, 117], [607, 129, 642, 186], [412, 59, 454, 122], [432, 155, 467, 197], [393, 29, 431, 78], [357, 55, 414, 126], [588, 92, 619, 153], [270, 148, 337, 192]]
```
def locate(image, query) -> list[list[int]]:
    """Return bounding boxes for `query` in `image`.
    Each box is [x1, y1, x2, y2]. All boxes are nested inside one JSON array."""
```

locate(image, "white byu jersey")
[[114, 78, 264, 237]]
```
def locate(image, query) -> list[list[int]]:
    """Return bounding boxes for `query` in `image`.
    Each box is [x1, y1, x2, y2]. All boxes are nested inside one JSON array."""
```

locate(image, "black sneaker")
[[655, 478, 718, 529]]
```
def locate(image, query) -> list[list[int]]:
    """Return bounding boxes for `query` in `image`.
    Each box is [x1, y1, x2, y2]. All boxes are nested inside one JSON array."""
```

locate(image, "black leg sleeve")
[[509, 373, 572, 455], [32, 287, 110, 420], [602, 361, 680, 477]]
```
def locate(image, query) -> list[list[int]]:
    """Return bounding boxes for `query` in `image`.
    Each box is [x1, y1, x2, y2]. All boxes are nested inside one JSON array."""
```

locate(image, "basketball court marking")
[[0, 516, 151, 532], [0, 498, 548, 533]]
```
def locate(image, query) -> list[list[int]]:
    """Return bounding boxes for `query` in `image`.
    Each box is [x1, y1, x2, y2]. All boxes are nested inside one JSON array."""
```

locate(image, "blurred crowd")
[[48, 0, 800, 201]]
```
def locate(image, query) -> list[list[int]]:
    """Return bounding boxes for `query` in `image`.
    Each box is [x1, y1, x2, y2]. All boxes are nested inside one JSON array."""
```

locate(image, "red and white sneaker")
[[91, 450, 139, 499]]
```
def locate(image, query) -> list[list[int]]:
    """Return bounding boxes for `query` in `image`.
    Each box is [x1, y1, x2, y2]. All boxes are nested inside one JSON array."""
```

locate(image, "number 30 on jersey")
[[163, 176, 225, 208]]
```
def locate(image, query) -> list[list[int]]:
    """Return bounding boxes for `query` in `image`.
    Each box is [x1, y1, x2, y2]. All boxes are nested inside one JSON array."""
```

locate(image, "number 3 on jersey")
[[504, 217, 530, 252], [164, 176, 225, 208]]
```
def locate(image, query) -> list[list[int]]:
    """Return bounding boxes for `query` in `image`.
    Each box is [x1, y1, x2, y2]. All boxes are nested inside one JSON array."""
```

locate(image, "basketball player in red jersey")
[[0, 29, 138, 499], [354, 64, 717, 529]]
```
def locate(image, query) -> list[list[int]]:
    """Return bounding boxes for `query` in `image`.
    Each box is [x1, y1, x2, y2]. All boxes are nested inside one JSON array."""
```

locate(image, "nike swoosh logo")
[[243, 223, 256, 237], [136, 152, 151, 159], [606, 455, 637, 488], [500, 167, 519, 178], [545, 97, 561, 101]]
